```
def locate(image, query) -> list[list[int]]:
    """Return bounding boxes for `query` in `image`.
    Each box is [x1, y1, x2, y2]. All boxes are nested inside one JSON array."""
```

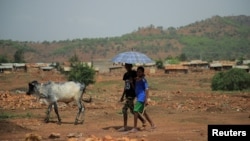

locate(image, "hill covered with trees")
[[0, 15, 249, 63]]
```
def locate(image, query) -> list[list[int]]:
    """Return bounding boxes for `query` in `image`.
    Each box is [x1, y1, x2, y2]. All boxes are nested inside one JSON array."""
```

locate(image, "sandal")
[[117, 127, 128, 132], [129, 128, 138, 133], [142, 121, 147, 128], [151, 125, 157, 129]]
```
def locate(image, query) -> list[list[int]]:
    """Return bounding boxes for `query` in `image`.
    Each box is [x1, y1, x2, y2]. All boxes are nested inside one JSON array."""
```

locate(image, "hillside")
[[0, 15, 250, 63]]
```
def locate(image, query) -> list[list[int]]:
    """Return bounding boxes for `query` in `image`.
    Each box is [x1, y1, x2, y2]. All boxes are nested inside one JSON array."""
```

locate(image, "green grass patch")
[[88, 79, 123, 95], [0, 112, 34, 120], [150, 96, 164, 102]]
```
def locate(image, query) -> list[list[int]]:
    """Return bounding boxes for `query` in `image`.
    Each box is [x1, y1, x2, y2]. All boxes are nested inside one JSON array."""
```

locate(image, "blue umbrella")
[[111, 51, 154, 64]]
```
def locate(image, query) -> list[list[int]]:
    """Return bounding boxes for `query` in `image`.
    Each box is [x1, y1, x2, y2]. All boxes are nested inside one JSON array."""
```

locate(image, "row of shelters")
[[0, 62, 95, 74], [1, 60, 249, 74], [0, 63, 56, 73], [165, 60, 250, 74]]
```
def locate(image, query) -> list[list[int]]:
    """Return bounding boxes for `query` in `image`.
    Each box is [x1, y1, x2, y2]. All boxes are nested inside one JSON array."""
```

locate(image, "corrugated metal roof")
[[14, 63, 26, 67], [134, 62, 156, 66], [40, 66, 54, 70], [0, 66, 13, 69], [243, 60, 250, 65], [165, 65, 188, 70], [189, 60, 208, 65], [1, 63, 14, 66], [210, 63, 222, 67], [233, 65, 249, 69], [63, 66, 71, 71]]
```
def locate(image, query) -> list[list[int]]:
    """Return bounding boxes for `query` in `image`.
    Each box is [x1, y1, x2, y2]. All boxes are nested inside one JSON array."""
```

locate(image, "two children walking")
[[119, 64, 155, 132]]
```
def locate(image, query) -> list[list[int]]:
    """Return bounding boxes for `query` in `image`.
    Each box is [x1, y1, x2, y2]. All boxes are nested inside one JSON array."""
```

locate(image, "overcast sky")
[[0, 0, 249, 42]]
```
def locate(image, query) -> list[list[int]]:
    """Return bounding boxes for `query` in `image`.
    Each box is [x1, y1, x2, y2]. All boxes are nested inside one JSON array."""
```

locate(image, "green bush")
[[0, 55, 9, 63], [67, 63, 95, 86], [155, 60, 164, 69], [211, 68, 250, 91], [14, 49, 25, 63]]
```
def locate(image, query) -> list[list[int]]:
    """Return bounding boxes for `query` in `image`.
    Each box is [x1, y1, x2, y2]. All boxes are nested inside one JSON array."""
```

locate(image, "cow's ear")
[[31, 80, 38, 85], [29, 81, 35, 86]]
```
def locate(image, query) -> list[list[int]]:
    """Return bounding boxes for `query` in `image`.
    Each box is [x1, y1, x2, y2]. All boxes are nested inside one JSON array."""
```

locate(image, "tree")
[[67, 63, 95, 86], [14, 49, 25, 63], [0, 55, 9, 63], [155, 59, 164, 69], [211, 68, 250, 91], [178, 53, 187, 61], [69, 52, 79, 63], [236, 57, 244, 65]]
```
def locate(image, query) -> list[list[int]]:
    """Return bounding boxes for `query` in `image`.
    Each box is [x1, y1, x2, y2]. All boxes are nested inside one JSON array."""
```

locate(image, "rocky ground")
[[0, 70, 249, 141]]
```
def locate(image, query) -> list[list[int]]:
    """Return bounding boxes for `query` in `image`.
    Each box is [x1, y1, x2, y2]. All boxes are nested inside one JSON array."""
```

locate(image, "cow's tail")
[[80, 83, 92, 103]]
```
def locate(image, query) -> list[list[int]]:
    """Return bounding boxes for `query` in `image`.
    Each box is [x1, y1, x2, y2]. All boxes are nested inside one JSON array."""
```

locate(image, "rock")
[[130, 139, 138, 141], [103, 135, 113, 141], [67, 138, 78, 141], [176, 90, 182, 94], [67, 132, 83, 138], [49, 133, 60, 139], [25, 133, 42, 141], [85, 135, 98, 141], [116, 137, 130, 141], [85, 138, 95, 141]]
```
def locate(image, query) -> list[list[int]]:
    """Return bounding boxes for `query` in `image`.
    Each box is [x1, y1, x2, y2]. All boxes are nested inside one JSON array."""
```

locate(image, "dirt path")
[[0, 71, 249, 141]]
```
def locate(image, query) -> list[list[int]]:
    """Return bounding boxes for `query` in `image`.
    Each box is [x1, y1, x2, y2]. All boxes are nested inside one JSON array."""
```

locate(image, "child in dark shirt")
[[118, 64, 146, 131]]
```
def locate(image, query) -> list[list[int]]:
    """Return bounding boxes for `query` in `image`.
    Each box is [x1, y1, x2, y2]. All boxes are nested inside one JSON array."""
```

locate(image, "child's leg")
[[130, 101, 146, 126], [133, 112, 138, 128], [118, 103, 129, 131], [122, 105, 128, 127], [130, 101, 144, 132], [138, 114, 146, 126], [143, 111, 156, 128], [128, 112, 139, 132]]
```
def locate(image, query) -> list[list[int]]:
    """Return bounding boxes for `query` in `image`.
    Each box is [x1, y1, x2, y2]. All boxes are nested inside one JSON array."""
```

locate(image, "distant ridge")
[[0, 15, 249, 63]]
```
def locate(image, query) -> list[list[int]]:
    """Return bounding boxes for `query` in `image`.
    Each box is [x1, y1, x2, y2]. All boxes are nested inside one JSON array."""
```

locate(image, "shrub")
[[67, 63, 95, 86], [0, 55, 9, 63], [155, 60, 164, 69], [14, 49, 25, 63], [211, 68, 250, 91]]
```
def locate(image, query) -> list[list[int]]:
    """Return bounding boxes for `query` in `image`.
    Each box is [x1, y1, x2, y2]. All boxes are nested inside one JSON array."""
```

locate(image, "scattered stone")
[[25, 133, 42, 141], [49, 133, 60, 139], [103, 135, 112, 141], [67, 138, 78, 141], [67, 132, 83, 138], [129, 139, 138, 141], [85, 138, 94, 141], [116, 137, 130, 141]]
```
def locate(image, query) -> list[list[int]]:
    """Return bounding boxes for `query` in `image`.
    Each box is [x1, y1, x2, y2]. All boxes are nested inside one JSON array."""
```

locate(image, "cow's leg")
[[53, 102, 61, 124], [44, 103, 53, 123], [74, 99, 85, 125]]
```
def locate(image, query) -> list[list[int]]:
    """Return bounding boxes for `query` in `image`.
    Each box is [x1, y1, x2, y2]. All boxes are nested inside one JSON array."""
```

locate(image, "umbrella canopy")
[[111, 51, 154, 64]]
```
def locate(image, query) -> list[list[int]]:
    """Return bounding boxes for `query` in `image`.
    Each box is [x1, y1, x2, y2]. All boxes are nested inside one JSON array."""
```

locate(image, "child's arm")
[[145, 88, 149, 105], [143, 77, 149, 105], [120, 90, 125, 102], [129, 77, 135, 89]]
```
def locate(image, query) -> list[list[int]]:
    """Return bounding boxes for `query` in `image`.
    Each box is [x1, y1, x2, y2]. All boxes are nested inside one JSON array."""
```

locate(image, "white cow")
[[26, 80, 91, 125]]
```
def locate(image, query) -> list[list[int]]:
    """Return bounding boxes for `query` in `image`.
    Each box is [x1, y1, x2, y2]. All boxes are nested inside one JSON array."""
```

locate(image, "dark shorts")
[[122, 98, 135, 114], [134, 101, 145, 113]]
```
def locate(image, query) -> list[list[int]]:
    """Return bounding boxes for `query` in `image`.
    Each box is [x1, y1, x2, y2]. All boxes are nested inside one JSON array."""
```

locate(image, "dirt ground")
[[0, 69, 249, 141]]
